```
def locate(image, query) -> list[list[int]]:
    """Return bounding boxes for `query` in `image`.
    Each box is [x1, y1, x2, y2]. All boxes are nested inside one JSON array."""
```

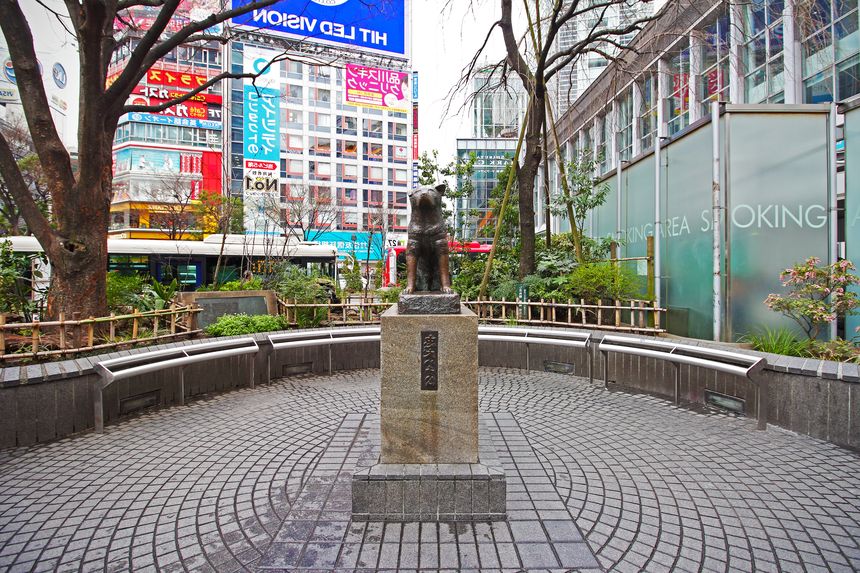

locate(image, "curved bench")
[[598, 335, 767, 429], [93, 338, 259, 433], [478, 326, 593, 383]]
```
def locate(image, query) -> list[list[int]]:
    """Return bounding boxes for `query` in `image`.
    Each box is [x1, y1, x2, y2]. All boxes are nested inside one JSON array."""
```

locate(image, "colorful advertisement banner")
[[231, 0, 406, 57], [146, 69, 209, 90], [128, 93, 221, 122], [313, 231, 385, 262], [115, 148, 204, 175], [133, 85, 222, 104], [243, 47, 281, 234], [124, 112, 221, 130], [344, 64, 410, 112]]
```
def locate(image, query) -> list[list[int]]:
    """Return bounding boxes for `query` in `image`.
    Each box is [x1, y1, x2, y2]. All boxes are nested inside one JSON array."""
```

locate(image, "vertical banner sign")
[[412, 70, 419, 161], [243, 47, 281, 234]]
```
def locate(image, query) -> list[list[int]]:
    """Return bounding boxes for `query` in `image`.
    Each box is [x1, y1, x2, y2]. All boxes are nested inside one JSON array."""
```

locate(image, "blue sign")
[[243, 84, 280, 163], [232, 0, 406, 57], [412, 71, 418, 100], [313, 231, 385, 261], [52, 63, 67, 89], [125, 112, 222, 130], [3, 60, 15, 84]]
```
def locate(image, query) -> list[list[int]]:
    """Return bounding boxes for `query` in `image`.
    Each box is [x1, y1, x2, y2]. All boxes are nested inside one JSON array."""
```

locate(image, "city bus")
[[382, 240, 492, 287], [7, 234, 338, 292]]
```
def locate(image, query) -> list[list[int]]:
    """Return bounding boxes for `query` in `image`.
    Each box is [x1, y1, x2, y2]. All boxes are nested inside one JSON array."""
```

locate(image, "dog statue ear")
[[435, 183, 446, 195]]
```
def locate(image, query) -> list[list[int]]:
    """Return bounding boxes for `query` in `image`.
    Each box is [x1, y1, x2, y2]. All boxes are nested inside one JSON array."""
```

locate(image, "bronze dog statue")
[[404, 184, 453, 294]]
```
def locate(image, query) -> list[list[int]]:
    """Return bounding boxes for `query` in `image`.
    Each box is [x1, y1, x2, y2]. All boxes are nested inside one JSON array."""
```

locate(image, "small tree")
[[764, 257, 860, 340], [417, 150, 476, 239], [551, 149, 609, 263]]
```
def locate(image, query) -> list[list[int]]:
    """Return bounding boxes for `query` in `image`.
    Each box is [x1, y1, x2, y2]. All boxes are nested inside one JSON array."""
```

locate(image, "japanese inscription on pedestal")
[[420, 330, 438, 390]]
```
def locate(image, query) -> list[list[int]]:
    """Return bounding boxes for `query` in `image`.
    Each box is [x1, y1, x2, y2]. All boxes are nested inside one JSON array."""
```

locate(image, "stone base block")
[[352, 462, 506, 521], [397, 292, 461, 314], [381, 305, 478, 463]]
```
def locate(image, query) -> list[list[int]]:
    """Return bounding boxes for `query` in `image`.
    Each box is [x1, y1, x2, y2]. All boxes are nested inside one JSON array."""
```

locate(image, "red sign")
[[132, 85, 222, 104], [202, 151, 222, 195], [412, 131, 418, 160], [245, 160, 277, 170], [146, 69, 208, 90]]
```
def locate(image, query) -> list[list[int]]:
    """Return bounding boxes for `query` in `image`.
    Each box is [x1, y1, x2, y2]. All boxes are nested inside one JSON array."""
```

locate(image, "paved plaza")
[[1, 367, 859, 572]]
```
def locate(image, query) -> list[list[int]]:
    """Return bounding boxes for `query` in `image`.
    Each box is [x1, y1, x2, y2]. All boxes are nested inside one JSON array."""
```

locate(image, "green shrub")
[[217, 277, 263, 291], [205, 313, 289, 336], [106, 272, 156, 312], [741, 327, 809, 357], [557, 262, 641, 301], [379, 286, 403, 303]]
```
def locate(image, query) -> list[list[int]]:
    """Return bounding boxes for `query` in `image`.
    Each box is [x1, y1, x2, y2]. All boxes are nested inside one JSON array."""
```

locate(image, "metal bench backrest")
[[95, 338, 258, 383], [268, 326, 381, 350], [478, 325, 591, 348]]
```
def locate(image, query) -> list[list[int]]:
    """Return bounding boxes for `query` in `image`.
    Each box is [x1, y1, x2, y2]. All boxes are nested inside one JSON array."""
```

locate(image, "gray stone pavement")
[[0, 367, 858, 572]]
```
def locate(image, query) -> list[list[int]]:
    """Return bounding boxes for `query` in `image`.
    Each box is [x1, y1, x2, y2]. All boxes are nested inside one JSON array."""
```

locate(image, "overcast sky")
[[411, 0, 506, 167]]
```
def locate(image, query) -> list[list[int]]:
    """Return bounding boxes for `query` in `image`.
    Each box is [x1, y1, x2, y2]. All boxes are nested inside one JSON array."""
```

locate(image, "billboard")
[[344, 64, 410, 112], [128, 93, 221, 122], [231, 0, 407, 57], [243, 47, 281, 234], [133, 85, 222, 104], [114, 148, 204, 175], [146, 69, 210, 90], [313, 231, 385, 262], [124, 112, 221, 130]]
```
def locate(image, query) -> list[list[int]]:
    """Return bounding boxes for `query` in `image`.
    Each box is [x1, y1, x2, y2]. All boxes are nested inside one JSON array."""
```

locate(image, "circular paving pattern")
[[0, 367, 859, 572]]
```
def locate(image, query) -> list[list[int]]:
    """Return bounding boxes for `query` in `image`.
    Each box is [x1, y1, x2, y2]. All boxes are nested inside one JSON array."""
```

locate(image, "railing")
[[0, 305, 202, 362], [468, 298, 664, 333], [276, 297, 664, 333], [277, 298, 394, 326]]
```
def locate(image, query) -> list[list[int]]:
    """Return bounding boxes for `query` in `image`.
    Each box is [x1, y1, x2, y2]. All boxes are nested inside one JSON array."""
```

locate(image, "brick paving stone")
[[0, 367, 857, 572]]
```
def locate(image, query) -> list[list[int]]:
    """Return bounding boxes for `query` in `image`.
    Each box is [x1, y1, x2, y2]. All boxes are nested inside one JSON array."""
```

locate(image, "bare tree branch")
[[0, 131, 56, 252]]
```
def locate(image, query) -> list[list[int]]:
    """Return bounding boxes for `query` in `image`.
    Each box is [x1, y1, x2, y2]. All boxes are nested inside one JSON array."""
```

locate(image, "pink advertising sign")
[[345, 64, 411, 112]]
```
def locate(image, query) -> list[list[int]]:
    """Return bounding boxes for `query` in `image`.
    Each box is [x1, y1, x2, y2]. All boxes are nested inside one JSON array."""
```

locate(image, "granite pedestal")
[[351, 301, 507, 521]]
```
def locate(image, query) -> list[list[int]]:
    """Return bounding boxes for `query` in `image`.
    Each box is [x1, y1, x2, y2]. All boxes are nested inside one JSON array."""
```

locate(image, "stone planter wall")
[[0, 328, 857, 451]]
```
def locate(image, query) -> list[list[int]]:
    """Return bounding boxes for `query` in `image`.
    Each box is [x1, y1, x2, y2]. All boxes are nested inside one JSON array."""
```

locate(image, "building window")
[[744, 0, 784, 104], [340, 211, 357, 229], [338, 163, 358, 183], [287, 60, 302, 79], [700, 8, 732, 112], [337, 115, 357, 135], [388, 168, 408, 187], [596, 115, 609, 173], [310, 137, 331, 157], [338, 139, 357, 158], [364, 166, 383, 184], [801, 0, 860, 102], [340, 188, 358, 205], [363, 142, 383, 161], [638, 71, 658, 150], [363, 119, 383, 138], [667, 46, 691, 136], [617, 90, 633, 162], [388, 121, 408, 141], [285, 133, 303, 154]]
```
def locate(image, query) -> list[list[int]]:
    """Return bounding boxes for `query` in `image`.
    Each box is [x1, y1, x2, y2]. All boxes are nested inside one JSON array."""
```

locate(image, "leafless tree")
[[454, 0, 680, 278], [0, 0, 329, 319]]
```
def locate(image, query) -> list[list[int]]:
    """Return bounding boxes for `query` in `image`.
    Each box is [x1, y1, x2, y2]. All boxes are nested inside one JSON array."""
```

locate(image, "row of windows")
[[574, 0, 860, 175], [114, 122, 221, 149]]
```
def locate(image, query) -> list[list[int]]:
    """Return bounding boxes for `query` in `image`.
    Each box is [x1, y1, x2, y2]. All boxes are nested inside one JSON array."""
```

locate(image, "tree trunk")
[[517, 96, 544, 279], [44, 145, 113, 320]]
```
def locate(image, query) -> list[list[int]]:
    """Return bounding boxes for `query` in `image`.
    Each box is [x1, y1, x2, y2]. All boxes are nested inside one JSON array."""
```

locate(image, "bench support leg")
[[602, 351, 609, 389], [525, 343, 530, 372], [249, 355, 255, 389], [328, 344, 333, 374], [94, 383, 104, 434], [756, 376, 768, 431], [673, 363, 681, 406], [587, 344, 594, 385], [178, 368, 185, 406]]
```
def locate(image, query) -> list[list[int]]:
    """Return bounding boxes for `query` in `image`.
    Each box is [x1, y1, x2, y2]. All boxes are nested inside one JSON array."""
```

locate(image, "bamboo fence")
[[276, 297, 664, 333], [0, 304, 202, 362]]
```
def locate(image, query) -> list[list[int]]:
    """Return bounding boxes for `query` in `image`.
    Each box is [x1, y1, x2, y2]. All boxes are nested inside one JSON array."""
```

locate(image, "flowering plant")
[[764, 257, 860, 340]]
